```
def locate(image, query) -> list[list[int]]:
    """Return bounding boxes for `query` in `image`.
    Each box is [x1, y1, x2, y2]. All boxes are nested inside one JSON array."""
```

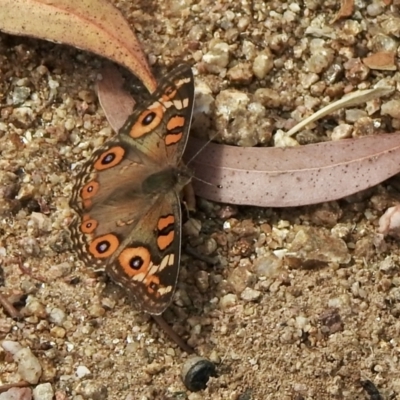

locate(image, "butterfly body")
[[69, 64, 194, 314]]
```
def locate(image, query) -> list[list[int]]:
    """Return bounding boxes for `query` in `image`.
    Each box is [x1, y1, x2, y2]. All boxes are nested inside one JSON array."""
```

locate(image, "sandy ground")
[[1, 1, 400, 399]]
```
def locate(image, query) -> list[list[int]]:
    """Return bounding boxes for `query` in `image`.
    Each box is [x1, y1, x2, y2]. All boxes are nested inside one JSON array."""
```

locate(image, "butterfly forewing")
[[119, 64, 195, 166]]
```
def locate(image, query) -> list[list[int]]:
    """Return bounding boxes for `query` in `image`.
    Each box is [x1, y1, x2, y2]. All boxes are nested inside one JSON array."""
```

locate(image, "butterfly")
[[68, 64, 195, 314]]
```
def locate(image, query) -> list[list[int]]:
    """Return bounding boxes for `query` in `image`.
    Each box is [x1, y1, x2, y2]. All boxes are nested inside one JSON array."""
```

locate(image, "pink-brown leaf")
[[184, 135, 400, 207], [96, 63, 136, 132], [0, 0, 156, 92]]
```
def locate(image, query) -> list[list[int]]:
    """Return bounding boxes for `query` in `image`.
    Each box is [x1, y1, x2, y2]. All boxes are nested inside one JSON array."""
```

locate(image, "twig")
[[17, 258, 47, 283], [185, 245, 218, 265], [152, 315, 194, 354], [0, 293, 22, 320]]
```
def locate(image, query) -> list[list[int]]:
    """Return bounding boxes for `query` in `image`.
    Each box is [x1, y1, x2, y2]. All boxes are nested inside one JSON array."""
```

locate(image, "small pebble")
[[15, 347, 42, 384], [78, 381, 107, 399], [2, 340, 23, 355], [382, 100, 400, 119], [29, 212, 52, 232], [331, 124, 353, 141], [188, 394, 203, 400], [253, 254, 283, 278], [32, 383, 54, 400], [0, 387, 32, 400], [183, 218, 202, 237], [88, 304, 105, 317], [0, 319, 12, 333], [227, 63, 253, 84], [202, 42, 230, 69], [219, 294, 238, 309], [252, 51, 274, 79], [50, 326, 66, 338], [228, 267, 256, 294], [201, 238, 218, 255], [12, 86, 31, 104], [22, 297, 47, 319], [240, 287, 262, 302], [48, 307, 67, 326], [76, 365, 91, 379], [144, 362, 164, 376], [47, 263, 72, 280], [209, 350, 221, 364], [194, 270, 209, 293]]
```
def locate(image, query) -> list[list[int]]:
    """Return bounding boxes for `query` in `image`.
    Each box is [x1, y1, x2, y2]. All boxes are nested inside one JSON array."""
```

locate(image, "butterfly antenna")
[[185, 133, 223, 189], [192, 174, 221, 187], [185, 134, 216, 166]]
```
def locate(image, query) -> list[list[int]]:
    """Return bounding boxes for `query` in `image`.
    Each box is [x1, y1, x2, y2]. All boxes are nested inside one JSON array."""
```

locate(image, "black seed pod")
[[181, 356, 216, 392]]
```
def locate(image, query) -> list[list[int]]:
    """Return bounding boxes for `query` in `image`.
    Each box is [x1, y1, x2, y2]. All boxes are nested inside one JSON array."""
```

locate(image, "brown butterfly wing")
[[69, 64, 194, 314], [68, 140, 160, 268], [119, 63, 194, 165], [105, 190, 183, 314]]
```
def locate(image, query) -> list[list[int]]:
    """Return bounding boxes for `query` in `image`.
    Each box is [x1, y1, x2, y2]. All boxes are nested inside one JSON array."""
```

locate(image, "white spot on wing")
[[157, 285, 173, 295], [148, 101, 159, 110], [160, 256, 169, 270], [132, 272, 146, 282], [161, 100, 173, 109], [148, 264, 159, 275], [175, 77, 191, 87], [173, 100, 184, 110], [183, 98, 189, 108]]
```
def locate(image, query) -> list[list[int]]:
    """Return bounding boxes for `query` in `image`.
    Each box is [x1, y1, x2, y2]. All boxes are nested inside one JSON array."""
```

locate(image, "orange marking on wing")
[[158, 215, 175, 231], [165, 115, 185, 145], [146, 275, 161, 296], [81, 180, 99, 200], [129, 104, 163, 138], [161, 86, 177, 102], [118, 247, 150, 277], [165, 132, 182, 146], [94, 146, 125, 171], [167, 115, 185, 131], [89, 234, 119, 258], [82, 199, 92, 210], [157, 231, 174, 251], [80, 214, 98, 234]]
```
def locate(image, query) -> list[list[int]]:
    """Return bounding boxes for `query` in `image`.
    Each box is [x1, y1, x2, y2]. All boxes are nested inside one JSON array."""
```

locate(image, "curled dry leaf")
[[96, 63, 136, 132], [0, 0, 156, 92], [378, 206, 400, 238], [97, 65, 400, 208]]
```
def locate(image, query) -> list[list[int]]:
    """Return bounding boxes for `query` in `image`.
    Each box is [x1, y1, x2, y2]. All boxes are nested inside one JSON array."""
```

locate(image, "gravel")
[[1, 0, 400, 399]]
